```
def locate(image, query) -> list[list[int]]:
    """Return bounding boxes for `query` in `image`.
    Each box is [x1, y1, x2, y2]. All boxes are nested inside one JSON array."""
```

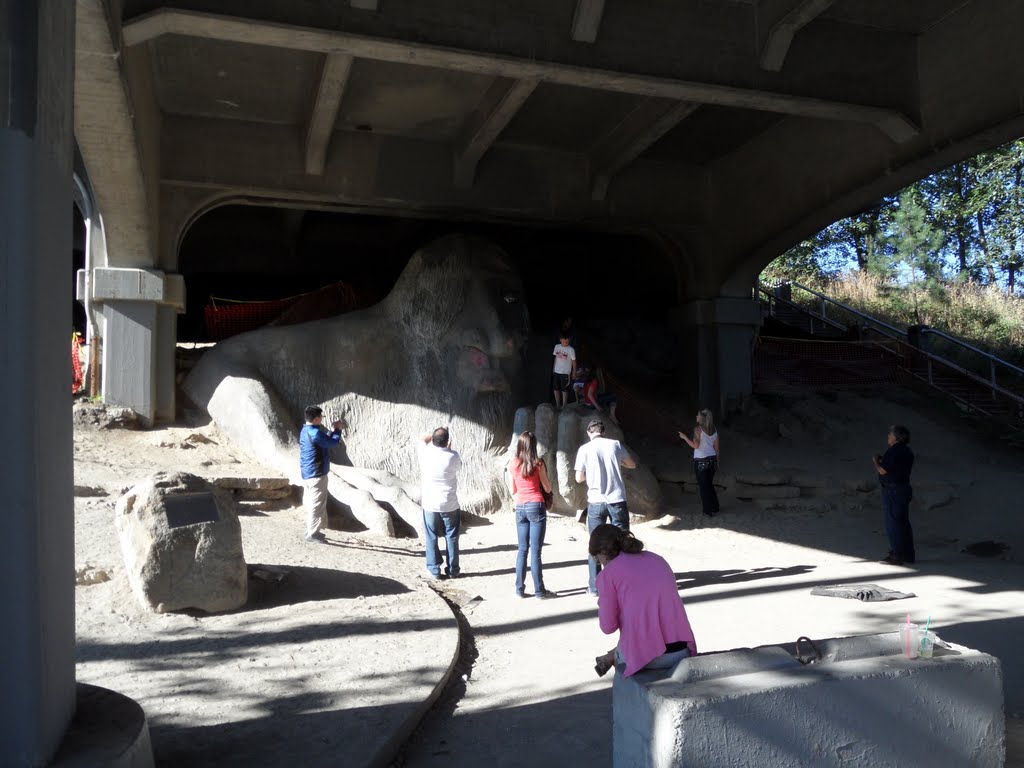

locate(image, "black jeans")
[[694, 457, 719, 516], [881, 483, 915, 563]]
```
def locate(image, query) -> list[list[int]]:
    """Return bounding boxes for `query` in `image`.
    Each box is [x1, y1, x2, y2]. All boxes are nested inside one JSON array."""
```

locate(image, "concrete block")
[[613, 634, 1004, 768], [89, 268, 185, 311], [92, 267, 168, 302]]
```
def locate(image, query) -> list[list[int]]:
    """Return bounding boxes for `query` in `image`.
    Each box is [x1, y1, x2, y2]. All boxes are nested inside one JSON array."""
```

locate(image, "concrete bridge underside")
[[3, 2, 1024, 762], [73, 0, 1024, 422]]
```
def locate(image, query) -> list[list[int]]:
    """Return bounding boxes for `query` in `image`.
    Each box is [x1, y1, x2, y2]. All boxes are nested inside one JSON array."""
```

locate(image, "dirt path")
[[73, 389, 1024, 766]]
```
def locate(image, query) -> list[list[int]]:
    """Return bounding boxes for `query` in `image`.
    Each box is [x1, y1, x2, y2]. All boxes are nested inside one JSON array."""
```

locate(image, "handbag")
[[539, 458, 554, 511], [541, 488, 554, 511]]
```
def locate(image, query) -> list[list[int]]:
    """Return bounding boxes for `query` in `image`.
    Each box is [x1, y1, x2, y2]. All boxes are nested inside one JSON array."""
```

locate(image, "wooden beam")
[[590, 100, 698, 200], [571, 0, 605, 44], [759, 0, 837, 72], [123, 9, 917, 143], [305, 53, 353, 175], [454, 77, 538, 188]]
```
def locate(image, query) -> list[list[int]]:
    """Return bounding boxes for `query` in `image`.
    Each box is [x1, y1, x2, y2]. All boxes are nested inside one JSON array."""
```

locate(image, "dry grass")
[[793, 272, 1024, 365]]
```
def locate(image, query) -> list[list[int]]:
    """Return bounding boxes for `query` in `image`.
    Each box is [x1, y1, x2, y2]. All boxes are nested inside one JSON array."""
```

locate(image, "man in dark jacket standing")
[[872, 424, 915, 565], [300, 405, 346, 543]]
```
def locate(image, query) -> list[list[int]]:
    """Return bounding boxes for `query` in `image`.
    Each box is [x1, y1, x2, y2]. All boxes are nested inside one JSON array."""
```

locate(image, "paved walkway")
[[393, 509, 1024, 767], [72, 393, 1024, 766], [78, 478, 1023, 767]]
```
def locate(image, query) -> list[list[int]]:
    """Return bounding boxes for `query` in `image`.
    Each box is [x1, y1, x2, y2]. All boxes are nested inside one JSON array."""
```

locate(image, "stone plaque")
[[164, 492, 221, 528]]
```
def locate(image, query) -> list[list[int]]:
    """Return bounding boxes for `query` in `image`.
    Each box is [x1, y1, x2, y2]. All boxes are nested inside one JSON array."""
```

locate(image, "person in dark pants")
[[872, 424, 915, 565], [679, 409, 720, 517]]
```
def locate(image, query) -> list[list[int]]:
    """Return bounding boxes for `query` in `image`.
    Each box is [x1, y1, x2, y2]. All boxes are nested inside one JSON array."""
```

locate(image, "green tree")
[[969, 139, 1024, 289], [762, 229, 842, 283], [888, 187, 945, 322], [830, 198, 898, 275], [918, 159, 978, 278]]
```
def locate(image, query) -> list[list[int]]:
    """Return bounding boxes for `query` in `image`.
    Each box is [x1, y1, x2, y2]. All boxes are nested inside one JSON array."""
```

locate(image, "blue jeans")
[[881, 483, 915, 563], [515, 502, 547, 595], [423, 509, 461, 577], [615, 646, 690, 674], [587, 501, 630, 593]]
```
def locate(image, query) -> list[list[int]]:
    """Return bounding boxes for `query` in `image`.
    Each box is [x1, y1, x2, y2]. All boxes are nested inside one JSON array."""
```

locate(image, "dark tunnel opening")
[[178, 205, 687, 410]]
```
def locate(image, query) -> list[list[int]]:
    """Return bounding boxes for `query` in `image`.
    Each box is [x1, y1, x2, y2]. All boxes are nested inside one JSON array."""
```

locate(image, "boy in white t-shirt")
[[552, 334, 577, 409]]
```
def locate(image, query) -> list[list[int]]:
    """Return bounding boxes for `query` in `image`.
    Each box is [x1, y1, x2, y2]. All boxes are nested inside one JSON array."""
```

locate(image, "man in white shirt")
[[416, 427, 463, 579], [574, 419, 637, 595]]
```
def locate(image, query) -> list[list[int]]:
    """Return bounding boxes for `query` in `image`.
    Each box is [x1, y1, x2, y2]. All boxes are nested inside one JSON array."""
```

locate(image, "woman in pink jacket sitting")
[[590, 524, 698, 677]]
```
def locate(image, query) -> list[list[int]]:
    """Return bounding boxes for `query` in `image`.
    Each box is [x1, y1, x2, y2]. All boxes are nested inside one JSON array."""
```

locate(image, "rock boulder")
[[115, 472, 248, 613]]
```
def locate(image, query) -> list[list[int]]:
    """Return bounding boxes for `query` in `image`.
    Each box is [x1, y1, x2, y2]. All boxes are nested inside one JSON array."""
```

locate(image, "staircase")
[[900, 344, 1024, 424], [756, 281, 1024, 435]]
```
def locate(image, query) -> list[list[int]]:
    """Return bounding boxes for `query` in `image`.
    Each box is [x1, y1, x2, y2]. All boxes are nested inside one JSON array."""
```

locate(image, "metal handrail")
[[920, 327, 1024, 385], [773, 280, 907, 341], [901, 340, 1024, 405], [768, 281, 1024, 389], [756, 279, 1024, 418], [755, 286, 848, 334]]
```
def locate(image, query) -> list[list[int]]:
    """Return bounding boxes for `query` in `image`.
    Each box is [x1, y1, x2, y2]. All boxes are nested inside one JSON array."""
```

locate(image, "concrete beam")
[[758, 0, 837, 72], [571, 0, 605, 44], [454, 77, 539, 188], [305, 53, 353, 176], [122, 9, 918, 143], [76, 0, 156, 266], [90, 267, 186, 310], [159, 116, 708, 228], [350, 0, 378, 9], [590, 100, 699, 201]]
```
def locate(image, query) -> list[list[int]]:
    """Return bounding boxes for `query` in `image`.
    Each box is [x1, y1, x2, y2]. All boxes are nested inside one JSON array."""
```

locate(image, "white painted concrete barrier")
[[613, 633, 1004, 768]]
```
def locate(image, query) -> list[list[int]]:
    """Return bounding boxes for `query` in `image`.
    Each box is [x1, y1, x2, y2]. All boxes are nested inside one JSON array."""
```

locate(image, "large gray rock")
[[513, 403, 662, 519], [115, 472, 248, 613], [183, 234, 530, 535]]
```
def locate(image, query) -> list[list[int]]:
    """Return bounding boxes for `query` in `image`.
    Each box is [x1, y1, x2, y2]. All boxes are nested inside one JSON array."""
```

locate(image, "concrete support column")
[[674, 297, 761, 415], [89, 269, 185, 425], [0, 1, 77, 763]]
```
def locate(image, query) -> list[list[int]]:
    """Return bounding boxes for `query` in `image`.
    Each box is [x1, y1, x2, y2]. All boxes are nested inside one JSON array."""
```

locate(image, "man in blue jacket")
[[300, 405, 346, 543]]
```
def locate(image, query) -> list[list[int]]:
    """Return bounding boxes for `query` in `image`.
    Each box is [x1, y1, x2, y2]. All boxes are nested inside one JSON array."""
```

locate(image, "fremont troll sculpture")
[[184, 234, 530, 536]]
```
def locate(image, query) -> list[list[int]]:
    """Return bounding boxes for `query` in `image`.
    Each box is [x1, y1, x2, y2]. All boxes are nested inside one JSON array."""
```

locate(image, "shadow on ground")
[[396, 689, 611, 768], [245, 565, 410, 609]]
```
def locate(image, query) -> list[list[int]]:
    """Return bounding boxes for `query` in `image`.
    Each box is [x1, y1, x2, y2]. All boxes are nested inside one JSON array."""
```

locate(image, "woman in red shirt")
[[507, 431, 556, 599]]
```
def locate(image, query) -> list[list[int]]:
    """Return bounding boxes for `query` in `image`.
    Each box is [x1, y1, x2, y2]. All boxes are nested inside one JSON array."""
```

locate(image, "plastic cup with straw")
[[921, 615, 934, 659], [900, 613, 920, 658]]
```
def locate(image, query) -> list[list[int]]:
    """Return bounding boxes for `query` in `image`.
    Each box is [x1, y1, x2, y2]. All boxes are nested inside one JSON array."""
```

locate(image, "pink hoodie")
[[597, 550, 698, 676]]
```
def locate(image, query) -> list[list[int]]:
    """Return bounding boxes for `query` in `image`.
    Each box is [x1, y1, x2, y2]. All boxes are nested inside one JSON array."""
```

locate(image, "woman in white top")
[[678, 409, 720, 517]]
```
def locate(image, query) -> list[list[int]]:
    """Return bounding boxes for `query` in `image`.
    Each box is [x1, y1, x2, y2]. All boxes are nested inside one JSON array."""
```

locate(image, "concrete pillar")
[[89, 269, 185, 425], [674, 297, 761, 415], [0, 1, 77, 763]]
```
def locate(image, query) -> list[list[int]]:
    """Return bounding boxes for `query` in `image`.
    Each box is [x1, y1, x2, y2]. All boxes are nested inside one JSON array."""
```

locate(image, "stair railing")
[[759, 280, 906, 341], [917, 327, 1024, 397], [900, 342, 1024, 419], [757, 279, 1024, 420], [755, 284, 848, 336]]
